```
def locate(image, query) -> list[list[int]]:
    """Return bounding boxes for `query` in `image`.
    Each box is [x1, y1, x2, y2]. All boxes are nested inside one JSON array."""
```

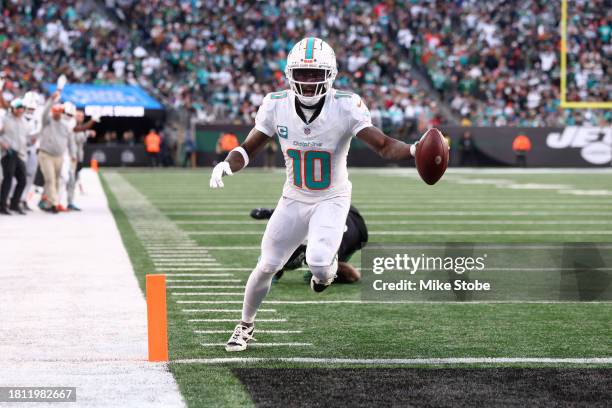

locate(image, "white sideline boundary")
[[0, 170, 184, 407], [170, 357, 612, 365]]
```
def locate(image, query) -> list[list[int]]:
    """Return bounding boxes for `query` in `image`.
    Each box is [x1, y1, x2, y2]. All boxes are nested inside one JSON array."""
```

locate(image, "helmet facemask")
[[287, 68, 335, 105], [285, 38, 338, 105]]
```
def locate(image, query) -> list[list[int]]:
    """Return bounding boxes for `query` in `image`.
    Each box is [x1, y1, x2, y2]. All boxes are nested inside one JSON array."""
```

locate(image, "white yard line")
[[153, 262, 220, 266], [182, 309, 276, 313], [167, 279, 242, 283], [186, 230, 612, 236], [177, 220, 612, 225], [162, 273, 235, 277], [189, 319, 286, 322], [0, 170, 184, 407], [155, 266, 223, 270], [368, 231, 612, 235], [162, 268, 249, 272], [201, 343, 312, 347], [158, 267, 243, 271], [187, 231, 264, 235], [171, 357, 612, 365], [159, 199, 612, 205], [159, 204, 612, 209], [153, 262, 219, 266], [149, 255, 212, 259], [368, 220, 612, 225], [200, 246, 260, 250], [145, 245, 201, 249], [194, 330, 301, 334], [177, 220, 267, 224], [172, 293, 244, 296], [357, 211, 612, 216], [165, 211, 612, 216], [168, 285, 243, 289]]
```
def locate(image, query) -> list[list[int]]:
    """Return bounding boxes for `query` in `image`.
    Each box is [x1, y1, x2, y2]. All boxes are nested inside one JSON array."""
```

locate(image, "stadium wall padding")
[[440, 126, 612, 167], [84, 125, 611, 167]]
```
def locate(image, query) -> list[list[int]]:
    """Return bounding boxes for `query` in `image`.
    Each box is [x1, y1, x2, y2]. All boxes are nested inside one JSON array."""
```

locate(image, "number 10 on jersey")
[[287, 149, 331, 190]]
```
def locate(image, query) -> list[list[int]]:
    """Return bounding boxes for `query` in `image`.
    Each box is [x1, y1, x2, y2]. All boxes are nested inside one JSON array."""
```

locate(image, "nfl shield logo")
[[304, 127, 311, 135]]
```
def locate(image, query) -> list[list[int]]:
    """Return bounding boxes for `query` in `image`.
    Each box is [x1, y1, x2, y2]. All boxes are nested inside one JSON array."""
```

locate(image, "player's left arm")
[[356, 126, 415, 161], [349, 95, 415, 161]]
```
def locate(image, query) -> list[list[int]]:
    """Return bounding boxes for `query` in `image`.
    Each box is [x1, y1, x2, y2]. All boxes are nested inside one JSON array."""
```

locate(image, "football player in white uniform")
[[21, 91, 42, 211], [209, 37, 417, 352]]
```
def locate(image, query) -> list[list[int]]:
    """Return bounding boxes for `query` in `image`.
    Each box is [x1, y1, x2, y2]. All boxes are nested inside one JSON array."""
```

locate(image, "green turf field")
[[101, 168, 612, 407]]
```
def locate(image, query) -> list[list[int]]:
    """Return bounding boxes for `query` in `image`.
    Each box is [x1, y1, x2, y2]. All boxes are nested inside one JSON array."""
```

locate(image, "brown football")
[[415, 128, 449, 185]]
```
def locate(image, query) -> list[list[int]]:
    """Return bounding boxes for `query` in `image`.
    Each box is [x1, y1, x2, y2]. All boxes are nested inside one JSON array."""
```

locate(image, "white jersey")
[[25, 111, 42, 153], [255, 89, 372, 203]]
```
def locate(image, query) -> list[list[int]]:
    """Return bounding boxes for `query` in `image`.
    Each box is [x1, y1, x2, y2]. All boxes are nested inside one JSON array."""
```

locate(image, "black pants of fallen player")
[[0, 152, 26, 210]]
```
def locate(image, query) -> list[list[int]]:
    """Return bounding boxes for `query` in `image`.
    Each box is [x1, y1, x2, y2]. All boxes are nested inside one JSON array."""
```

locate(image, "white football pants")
[[241, 195, 350, 323]]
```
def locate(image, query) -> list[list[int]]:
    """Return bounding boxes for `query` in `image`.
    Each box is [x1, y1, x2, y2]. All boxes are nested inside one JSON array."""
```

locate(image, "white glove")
[[209, 161, 232, 188], [91, 112, 101, 122], [57, 75, 67, 91]]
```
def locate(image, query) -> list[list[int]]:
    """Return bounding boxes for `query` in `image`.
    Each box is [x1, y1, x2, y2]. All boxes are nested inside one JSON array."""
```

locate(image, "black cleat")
[[9, 205, 26, 215], [272, 270, 284, 283], [250, 208, 274, 220], [0, 207, 12, 215], [310, 276, 333, 293]]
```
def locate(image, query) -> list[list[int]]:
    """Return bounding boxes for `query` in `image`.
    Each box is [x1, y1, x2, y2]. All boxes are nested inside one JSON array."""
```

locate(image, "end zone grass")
[[101, 168, 612, 407]]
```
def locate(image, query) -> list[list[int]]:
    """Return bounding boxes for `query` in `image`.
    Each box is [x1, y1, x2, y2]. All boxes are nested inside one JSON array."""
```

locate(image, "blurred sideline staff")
[[512, 134, 532, 167], [145, 129, 161, 167], [216, 132, 239, 164]]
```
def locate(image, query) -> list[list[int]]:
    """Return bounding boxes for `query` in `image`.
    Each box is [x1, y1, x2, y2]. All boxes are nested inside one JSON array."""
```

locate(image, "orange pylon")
[[146, 275, 168, 362]]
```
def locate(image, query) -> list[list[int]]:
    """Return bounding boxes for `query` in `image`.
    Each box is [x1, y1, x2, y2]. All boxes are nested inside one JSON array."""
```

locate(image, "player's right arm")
[[210, 93, 276, 188], [226, 129, 271, 172], [209, 128, 271, 188]]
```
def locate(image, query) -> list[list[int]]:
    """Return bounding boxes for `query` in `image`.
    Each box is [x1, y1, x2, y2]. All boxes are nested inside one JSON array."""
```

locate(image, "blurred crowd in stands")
[[566, 0, 611, 103], [1, 0, 610, 137]]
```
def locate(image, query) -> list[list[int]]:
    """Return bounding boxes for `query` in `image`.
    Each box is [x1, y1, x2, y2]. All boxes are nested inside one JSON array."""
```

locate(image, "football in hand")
[[415, 128, 449, 185]]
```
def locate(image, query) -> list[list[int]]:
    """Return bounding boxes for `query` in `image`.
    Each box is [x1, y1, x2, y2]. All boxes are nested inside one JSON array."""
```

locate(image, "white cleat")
[[225, 324, 255, 352]]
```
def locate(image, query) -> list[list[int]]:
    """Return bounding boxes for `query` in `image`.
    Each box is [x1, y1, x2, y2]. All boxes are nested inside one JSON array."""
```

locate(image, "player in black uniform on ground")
[[250, 205, 368, 284]]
